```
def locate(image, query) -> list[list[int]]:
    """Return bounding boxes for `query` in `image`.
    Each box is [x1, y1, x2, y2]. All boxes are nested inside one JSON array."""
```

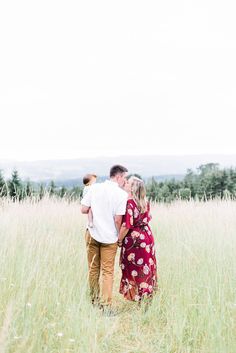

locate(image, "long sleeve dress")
[[119, 198, 158, 302]]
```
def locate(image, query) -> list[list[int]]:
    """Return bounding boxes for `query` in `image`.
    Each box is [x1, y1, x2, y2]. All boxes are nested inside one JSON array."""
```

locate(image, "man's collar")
[[105, 179, 119, 186]]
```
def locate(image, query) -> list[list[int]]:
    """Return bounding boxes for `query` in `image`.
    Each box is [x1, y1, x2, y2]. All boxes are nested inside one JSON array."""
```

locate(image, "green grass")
[[0, 198, 236, 353]]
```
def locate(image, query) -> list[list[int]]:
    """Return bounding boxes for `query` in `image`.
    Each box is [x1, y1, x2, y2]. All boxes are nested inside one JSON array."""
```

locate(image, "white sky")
[[0, 0, 236, 161]]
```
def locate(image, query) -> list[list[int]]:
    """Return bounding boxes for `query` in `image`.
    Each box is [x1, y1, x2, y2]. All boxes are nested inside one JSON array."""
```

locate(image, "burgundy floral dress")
[[119, 199, 158, 302]]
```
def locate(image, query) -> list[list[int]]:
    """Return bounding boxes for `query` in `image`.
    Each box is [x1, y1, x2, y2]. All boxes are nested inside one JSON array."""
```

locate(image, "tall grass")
[[0, 198, 235, 353]]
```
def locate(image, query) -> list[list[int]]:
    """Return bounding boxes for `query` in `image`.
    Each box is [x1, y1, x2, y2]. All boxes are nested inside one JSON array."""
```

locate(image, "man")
[[81, 165, 128, 309]]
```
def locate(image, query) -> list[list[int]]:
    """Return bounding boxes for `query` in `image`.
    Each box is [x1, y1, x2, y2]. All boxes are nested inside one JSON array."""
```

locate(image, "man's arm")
[[117, 223, 129, 246], [114, 215, 123, 232]]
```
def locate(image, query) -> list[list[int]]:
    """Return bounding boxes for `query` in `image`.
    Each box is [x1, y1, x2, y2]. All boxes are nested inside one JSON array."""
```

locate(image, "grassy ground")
[[0, 198, 235, 353]]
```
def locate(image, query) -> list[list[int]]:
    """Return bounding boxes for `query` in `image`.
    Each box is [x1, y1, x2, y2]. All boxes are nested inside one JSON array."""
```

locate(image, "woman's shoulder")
[[127, 198, 136, 207]]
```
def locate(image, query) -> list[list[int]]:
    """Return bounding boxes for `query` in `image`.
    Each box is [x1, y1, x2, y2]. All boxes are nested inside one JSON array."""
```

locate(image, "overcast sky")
[[0, 0, 236, 161]]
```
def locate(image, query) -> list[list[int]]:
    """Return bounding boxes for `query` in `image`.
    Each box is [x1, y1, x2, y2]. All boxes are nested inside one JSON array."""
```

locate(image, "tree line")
[[1, 163, 236, 202], [0, 170, 83, 200], [146, 163, 236, 202]]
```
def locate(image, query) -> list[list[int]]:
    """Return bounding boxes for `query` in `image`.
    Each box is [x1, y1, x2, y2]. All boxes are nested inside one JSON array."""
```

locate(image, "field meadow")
[[0, 198, 236, 353]]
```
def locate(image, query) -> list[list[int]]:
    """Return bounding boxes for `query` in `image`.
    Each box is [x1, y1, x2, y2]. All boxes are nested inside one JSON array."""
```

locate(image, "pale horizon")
[[1, 152, 236, 164], [1, 153, 236, 181]]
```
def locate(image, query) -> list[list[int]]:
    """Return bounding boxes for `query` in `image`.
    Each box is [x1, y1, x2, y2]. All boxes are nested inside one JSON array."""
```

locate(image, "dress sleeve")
[[125, 200, 134, 229]]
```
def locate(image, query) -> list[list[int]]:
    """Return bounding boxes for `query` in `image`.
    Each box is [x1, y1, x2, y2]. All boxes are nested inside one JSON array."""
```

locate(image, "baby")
[[82, 173, 97, 227]]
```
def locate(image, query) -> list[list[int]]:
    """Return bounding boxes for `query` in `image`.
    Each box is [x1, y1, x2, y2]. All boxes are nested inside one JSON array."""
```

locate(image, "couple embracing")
[[81, 165, 157, 311]]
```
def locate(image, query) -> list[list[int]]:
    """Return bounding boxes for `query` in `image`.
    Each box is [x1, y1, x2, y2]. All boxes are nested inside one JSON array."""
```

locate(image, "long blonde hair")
[[129, 176, 147, 213]]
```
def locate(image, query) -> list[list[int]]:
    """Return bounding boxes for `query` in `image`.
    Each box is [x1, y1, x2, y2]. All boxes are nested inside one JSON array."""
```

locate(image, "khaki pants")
[[85, 230, 118, 306]]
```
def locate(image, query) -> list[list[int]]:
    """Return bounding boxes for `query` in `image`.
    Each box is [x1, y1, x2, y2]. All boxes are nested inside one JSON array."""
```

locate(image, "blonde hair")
[[129, 176, 147, 213]]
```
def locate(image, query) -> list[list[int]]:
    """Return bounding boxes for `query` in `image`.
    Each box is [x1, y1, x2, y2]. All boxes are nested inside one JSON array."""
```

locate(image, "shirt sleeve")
[[115, 193, 127, 215], [125, 200, 134, 229], [81, 187, 92, 207]]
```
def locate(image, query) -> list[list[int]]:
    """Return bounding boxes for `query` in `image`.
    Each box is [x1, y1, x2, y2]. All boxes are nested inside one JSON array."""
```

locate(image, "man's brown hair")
[[109, 165, 128, 178]]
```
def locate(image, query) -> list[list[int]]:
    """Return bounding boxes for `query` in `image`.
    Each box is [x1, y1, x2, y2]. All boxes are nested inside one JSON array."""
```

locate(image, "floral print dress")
[[119, 199, 158, 302]]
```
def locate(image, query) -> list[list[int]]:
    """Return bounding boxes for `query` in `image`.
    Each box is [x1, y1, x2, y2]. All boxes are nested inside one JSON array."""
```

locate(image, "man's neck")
[[109, 177, 119, 185]]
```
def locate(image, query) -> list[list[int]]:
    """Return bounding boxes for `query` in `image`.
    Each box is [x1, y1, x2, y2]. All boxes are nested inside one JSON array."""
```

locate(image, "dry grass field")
[[0, 198, 236, 353]]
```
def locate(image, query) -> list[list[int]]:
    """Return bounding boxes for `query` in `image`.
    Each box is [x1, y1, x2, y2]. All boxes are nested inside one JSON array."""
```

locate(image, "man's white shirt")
[[81, 180, 128, 244]]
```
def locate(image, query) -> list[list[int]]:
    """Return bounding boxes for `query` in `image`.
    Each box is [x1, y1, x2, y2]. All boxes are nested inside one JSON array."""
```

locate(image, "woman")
[[118, 176, 158, 302]]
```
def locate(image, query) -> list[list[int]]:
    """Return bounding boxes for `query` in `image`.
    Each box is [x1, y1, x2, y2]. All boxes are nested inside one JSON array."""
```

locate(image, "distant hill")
[[1, 154, 236, 181], [32, 174, 185, 188]]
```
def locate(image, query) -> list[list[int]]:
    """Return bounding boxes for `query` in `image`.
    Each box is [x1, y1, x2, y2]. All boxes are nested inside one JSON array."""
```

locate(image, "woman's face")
[[123, 178, 132, 194]]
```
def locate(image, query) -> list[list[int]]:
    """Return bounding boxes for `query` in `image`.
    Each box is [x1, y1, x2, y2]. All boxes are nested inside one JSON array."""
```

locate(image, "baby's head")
[[83, 174, 97, 186]]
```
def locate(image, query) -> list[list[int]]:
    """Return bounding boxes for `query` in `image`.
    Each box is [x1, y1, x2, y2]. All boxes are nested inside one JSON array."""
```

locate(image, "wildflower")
[[57, 332, 63, 337], [49, 322, 56, 327]]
